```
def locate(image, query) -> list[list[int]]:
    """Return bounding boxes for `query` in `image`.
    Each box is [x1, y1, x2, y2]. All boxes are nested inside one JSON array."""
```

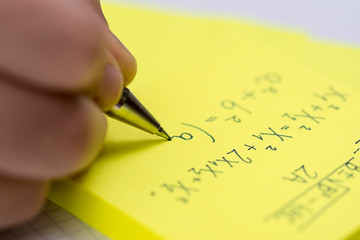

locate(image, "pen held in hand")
[[106, 88, 171, 140]]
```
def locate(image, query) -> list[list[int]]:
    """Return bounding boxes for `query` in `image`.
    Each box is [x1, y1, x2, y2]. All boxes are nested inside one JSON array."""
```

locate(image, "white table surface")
[[2, 0, 359, 239]]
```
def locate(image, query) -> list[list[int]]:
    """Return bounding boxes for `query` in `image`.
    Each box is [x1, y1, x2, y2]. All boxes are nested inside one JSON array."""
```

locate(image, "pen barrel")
[[106, 88, 161, 134]]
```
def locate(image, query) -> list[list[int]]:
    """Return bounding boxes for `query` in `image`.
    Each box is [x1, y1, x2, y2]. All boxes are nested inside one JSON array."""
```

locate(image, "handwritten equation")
[[150, 72, 351, 207], [265, 140, 360, 231], [205, 72, 280, 125]]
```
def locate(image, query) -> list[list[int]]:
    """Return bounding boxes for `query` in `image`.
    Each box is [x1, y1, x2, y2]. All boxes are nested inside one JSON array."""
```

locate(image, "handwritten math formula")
[[265, 140, 360, 231], [149, 72, 352, 230]]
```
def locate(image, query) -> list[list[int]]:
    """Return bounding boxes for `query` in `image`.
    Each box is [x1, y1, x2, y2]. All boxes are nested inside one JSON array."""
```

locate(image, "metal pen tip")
[[156, 127, 171, 141]]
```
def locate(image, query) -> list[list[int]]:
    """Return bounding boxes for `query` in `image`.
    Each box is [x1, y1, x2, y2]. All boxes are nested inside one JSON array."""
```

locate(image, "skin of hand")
[[0, 0, 137, 229]]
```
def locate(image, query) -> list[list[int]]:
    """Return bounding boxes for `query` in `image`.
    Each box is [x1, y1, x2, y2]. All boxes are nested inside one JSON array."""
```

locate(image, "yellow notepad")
[[50, 3, 360, 240], [304, 41, 360, 91]]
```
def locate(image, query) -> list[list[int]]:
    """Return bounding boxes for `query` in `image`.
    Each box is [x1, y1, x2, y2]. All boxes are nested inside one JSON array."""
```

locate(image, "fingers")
[[93, 52, 124, 111], [0, 175, 48, 229], [0, 77, 107, 180], [0, 0, 135, 179], [81, 0, 106, 21], [0, 0, 137, 112], [105, 31, 137, 86], [0, 0, 106, 93], [80, 0, 137, 86]]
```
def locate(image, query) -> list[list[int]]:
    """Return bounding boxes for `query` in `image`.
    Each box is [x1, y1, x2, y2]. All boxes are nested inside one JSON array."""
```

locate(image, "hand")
[[0, 0, 136, 229]]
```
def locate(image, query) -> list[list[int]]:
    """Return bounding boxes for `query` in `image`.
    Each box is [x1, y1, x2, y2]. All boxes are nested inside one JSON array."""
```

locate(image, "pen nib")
[[156, 127, 171, 141]]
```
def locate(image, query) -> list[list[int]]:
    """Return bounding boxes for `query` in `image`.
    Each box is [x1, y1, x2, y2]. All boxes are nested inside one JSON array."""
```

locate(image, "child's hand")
[[0, 0, 136, 229]]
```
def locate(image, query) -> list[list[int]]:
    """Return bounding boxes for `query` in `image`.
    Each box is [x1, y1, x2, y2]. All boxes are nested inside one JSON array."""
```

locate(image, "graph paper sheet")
[[0, 200, 109, 240]]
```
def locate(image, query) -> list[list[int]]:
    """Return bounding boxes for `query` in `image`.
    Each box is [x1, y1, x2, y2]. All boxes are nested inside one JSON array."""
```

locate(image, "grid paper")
[[0, 200, 110, 240]]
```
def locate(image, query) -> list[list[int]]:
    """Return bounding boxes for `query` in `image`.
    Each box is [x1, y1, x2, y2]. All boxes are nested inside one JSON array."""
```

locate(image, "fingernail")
[[93, 63, 124, 111]]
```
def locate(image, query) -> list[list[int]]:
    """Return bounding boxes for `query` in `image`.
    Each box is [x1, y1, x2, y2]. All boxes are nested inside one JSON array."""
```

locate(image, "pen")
[[105, 88, 171, 140]]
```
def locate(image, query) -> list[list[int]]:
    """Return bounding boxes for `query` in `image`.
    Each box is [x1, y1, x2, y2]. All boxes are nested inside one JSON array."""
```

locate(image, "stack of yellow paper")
[[50, 3, 360, 240]]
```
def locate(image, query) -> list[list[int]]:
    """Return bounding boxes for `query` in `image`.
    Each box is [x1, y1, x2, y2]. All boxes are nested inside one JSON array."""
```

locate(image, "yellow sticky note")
[[304, 41, 360, 91], [50, 3, 360, 240], [99, 3, 306, 80]]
